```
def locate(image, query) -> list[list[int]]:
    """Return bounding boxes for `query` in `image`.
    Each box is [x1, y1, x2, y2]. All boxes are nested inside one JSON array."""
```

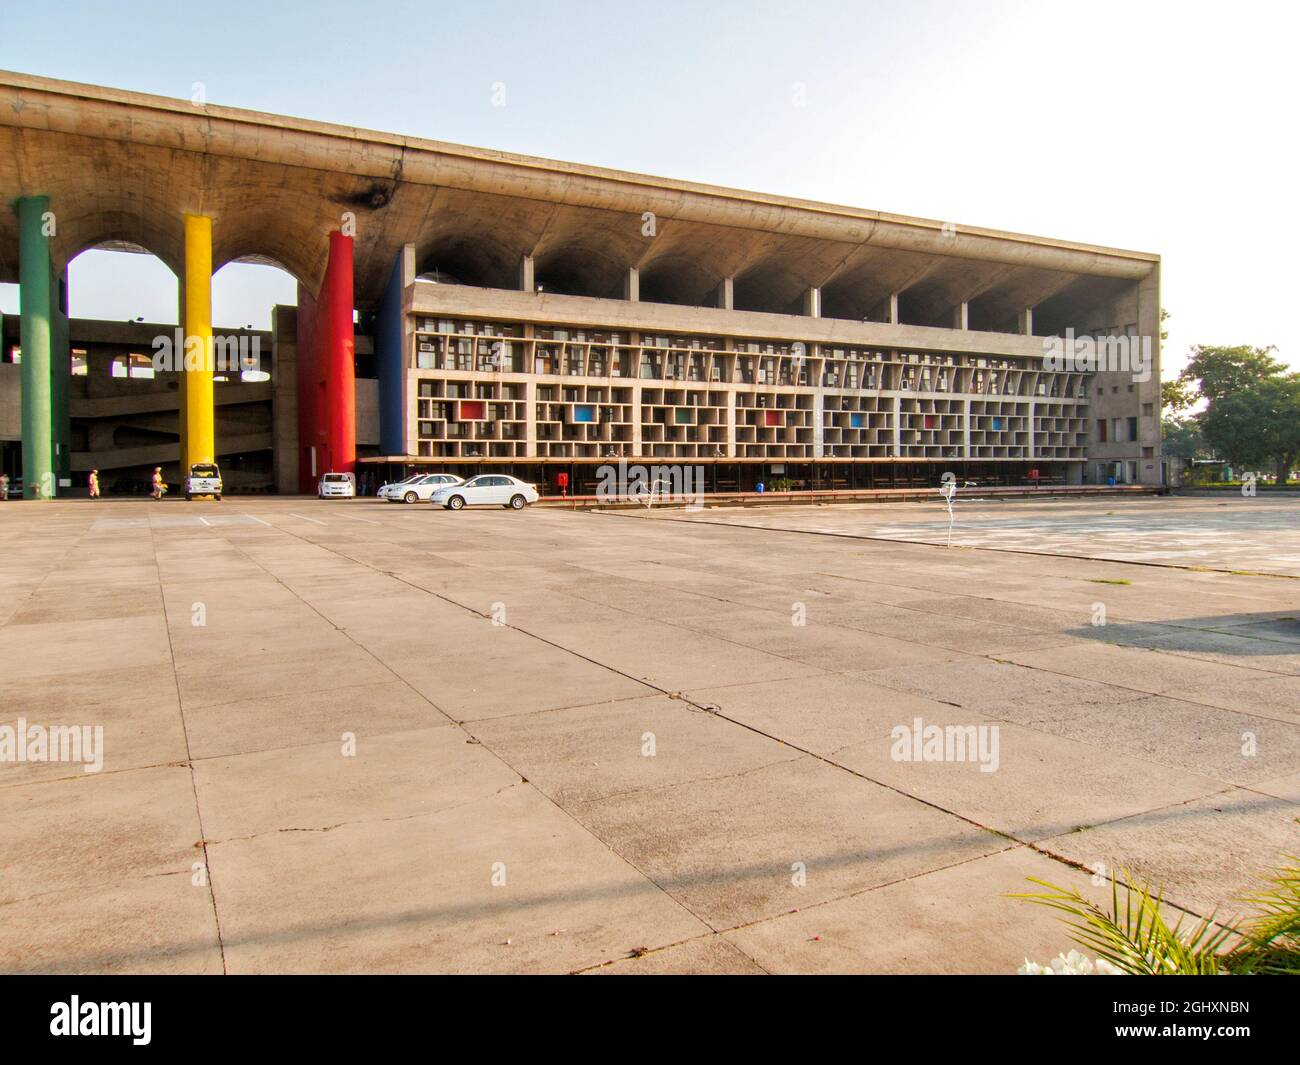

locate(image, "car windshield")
[[191, 465, 219, 477], [324, 474, 348, 482], [463, 477, 489, 487]]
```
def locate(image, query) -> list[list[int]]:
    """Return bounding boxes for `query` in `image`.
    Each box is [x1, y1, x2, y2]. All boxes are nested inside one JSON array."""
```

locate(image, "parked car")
[[318, 472, 356, 498], [431, 474, 539, 511], [382, 473, 464, 504], [377, 474, 425, 501], [185, 462, 222, 500]]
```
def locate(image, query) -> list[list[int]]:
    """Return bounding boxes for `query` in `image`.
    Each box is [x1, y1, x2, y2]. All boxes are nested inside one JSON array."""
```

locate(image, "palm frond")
[[1011, 870, 1235, 975], [1223, 857, 1300, 975]]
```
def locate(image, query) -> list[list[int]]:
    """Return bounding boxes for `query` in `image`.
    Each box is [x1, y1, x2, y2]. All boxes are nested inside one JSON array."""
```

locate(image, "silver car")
[[382, 473, 463, 503]]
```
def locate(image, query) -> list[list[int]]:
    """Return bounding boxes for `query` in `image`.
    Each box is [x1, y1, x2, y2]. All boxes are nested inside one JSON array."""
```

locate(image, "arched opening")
[[638, 256, 718, 308], [62, 244, 181, 494], [416, 232, 521, 291], [33, 244, 302, 495], [209, 258, 299, 493]]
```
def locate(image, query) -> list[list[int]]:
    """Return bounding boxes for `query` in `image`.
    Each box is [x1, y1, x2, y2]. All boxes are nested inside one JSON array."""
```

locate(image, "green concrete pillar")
[[17, 196, 54, 499]]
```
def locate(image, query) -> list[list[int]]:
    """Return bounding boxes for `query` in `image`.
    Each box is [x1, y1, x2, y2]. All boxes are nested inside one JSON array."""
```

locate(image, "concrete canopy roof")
[[0, 70, 1158, 313]]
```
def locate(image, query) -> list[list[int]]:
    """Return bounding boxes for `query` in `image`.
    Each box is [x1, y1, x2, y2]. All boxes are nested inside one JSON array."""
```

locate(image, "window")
[[110, 353, 155, 379], [1127, 417, 1138, 440], [1096, 419, 1108, 442], [1142, 403, 1154, 416]]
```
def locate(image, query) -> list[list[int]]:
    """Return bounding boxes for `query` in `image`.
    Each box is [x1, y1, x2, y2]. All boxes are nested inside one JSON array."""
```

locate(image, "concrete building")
[[0, 70, 1160, 497]]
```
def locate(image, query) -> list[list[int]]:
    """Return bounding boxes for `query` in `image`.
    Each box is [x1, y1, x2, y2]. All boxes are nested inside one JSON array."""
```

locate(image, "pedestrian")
[[151, 466, 166, 500], [88, 469, 100, 499], [0, 472, 8, 501]]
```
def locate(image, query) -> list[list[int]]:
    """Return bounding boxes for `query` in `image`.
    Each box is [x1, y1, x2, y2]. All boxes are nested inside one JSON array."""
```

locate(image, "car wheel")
[[403, 491, 418, 504], [509, 494, 525, 510], [448, 495, 465, 511]]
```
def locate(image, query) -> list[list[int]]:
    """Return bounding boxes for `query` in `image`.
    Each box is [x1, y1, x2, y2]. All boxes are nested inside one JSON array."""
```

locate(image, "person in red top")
[[151, 467, 166, 500], [88, 469, 101, 499]]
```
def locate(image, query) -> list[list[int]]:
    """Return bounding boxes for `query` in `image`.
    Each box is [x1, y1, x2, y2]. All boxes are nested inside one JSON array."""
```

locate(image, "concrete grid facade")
[[0, 71, 1161, 495]]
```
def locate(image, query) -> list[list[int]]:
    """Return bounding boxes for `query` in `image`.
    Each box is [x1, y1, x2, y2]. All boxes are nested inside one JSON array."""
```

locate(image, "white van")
[[318, 472, 356, 498], [186, 463, 223, 500]]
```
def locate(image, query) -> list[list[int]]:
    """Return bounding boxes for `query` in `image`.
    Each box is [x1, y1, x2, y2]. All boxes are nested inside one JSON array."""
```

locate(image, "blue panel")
[[850, 413, 863, 428], [376, 251, 405, 455]]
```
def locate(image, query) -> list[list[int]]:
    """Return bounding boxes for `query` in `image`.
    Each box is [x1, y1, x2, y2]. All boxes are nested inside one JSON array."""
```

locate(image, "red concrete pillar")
[[323, 231, 355, 475]]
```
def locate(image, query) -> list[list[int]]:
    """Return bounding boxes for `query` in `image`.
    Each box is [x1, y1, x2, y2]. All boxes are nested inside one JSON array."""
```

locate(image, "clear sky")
[[1, 0, 1295, 375]]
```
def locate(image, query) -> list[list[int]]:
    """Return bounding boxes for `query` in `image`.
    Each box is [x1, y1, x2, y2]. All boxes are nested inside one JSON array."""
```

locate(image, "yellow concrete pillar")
[[183, 214, 214, 470]]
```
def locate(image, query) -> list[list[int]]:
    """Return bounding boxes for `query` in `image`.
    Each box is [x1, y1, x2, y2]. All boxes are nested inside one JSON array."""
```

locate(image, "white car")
[[318, 472, 356, 498], [377, 474, 425, 501], [382, 472, 463, 504], [431, 474, 539, 511], [186, 462, 222, 500]]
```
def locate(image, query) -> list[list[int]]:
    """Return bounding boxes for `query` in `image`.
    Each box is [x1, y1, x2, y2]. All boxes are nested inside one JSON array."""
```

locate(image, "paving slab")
[[208, 784, 709, 974], [1037, 788, 1300, 917], [725, 846, 1136, 974], [467, 695, 798, 806], [569, 754, 1009, 929]]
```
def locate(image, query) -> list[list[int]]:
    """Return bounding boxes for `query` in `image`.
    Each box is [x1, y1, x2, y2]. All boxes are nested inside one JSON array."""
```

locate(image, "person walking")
[[0, 472, 8, 501], [151, 466, 166, 500], [88, 469, 100, 499]]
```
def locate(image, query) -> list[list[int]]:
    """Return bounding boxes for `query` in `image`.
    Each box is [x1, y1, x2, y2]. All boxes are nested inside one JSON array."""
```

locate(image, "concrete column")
[[52, 272, 71, 489], [883, 292, 900, 324], [802, 287, 821, 318], [717, 277, 734, 310], [630, 382, 643, 456], [519, 255, 535, 293], [1027, 399, 1037, 460], [892, 395, 902, 456], [725, 390, 736, 456], [623, 267, 639, 302], [963, 397, 972, 458], [524, 379, 538, 458], [271, 305, 299, 493], [812, 387, 826, 458], [182, 214, 215, 472], [375, 245, 411, 459], [17, 196, 54, 498], [952, 301, 968, 330], [1017, 308, 1034, 335]]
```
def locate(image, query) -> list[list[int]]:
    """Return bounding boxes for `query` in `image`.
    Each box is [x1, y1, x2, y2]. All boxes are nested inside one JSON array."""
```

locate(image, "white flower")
[[1018, 949, 1125, 975]]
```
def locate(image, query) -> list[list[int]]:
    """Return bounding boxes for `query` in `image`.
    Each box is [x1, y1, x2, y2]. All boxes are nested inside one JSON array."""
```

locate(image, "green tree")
[[1162, 378, 1196, 414], [1179, 344, 1286, 404], [1161, 416, 1207, 462], [1200, 375, 1300, 484]]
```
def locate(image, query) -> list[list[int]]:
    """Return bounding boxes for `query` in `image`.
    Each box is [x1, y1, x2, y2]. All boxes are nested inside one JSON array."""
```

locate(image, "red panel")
[[764, 409, 783, 427], [458, 400, 487, 421]]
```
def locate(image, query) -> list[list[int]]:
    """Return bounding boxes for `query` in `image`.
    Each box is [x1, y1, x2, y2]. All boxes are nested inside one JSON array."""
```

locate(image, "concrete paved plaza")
[[1, 494, 1297, 974]]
